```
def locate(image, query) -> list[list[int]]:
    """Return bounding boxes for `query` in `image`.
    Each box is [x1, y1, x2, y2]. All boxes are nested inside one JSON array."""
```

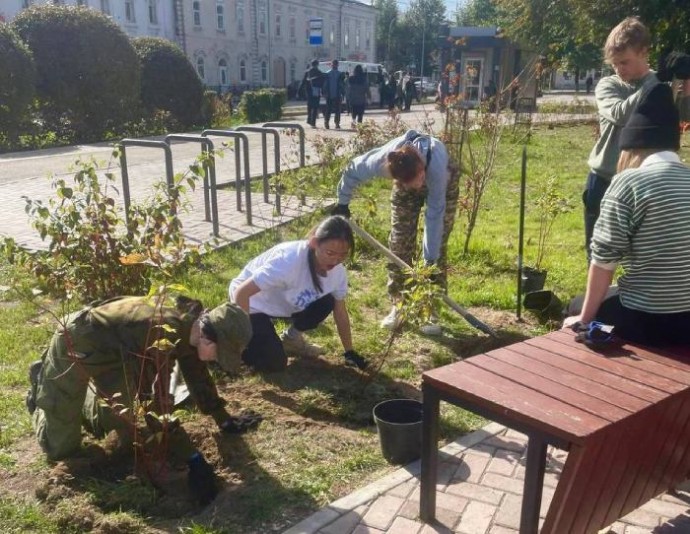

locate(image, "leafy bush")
[[132, 37, 203, 128], [238, 88, 286, 123], [0, 24, 36, 145], [201, 90, 233, 128], [1, 156, 203, 302], [12, 5, 140, 142]]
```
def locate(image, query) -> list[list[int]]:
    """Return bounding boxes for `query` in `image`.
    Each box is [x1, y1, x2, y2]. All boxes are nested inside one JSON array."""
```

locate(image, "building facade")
[[1, 0, 378, 92]]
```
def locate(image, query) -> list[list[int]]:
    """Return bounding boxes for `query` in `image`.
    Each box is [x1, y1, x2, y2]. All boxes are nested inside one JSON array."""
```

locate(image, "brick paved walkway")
[[284, 423, 690, 534]]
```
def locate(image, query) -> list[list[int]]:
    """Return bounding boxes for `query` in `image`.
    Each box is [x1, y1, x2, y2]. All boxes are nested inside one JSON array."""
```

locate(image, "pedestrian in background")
[[323, 59, 345, 129], [347, 65, 370, 128]]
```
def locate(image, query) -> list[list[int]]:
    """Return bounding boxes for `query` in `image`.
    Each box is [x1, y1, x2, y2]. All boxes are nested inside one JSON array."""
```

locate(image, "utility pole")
[[420, 21, 425, 94]]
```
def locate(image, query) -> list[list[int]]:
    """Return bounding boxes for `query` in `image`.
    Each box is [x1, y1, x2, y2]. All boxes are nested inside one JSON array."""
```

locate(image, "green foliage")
[[532, 176, 575, 270], [238, 88, 286, 123], [0, 23, 36, 144], [11, 5, 140, 142], [2, 156, 203, 302], [132, 37, 203, 128], [201, 90, 234, 128]]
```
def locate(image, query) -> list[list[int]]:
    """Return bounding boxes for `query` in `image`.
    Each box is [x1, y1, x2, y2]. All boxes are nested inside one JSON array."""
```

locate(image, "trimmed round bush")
[[12, 5, 140, 141], [132, 37, 203, 128], [0, 23, 36, 142]]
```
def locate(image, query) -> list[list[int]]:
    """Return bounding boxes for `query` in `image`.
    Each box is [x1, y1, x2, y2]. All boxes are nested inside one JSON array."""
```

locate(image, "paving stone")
[[654, 512, 690, 533], [351, 525, 385, 534], [639, 496, 690, 518], [387, 516, 423, 534], [483, 435, 528, 454], [622, 526, 656, 534], [321, 505, 368, 534], [445, 480, 504, 505], [419, 523, 453, 534], [481, 473, 525, 495], [284, 507, 341, 534], [453, 453, 490, 483], [389, 479, 419, 499], [361, 495, 405, 530], [398, 500, 420, 520], [494, 493, 521, 530], [454, 501, 497, 534], [620, 506, 663, 528], [486, 449, 521, 477], [488, 526, 518, 534]]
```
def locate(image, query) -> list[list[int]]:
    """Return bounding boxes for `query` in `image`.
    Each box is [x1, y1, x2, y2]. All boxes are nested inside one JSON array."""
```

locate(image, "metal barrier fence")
[[119, 122, 308, 233]]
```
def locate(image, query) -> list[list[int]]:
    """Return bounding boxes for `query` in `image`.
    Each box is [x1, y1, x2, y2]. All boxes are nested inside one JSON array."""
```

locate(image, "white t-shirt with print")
[[228, 240, 348, 317]]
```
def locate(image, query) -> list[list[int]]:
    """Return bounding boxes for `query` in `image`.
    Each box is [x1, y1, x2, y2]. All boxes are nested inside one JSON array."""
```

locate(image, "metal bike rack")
[[201, 129, 252, 226], [262, 122, 306, 167], [234, 125, 281, 203], [119, 139, 174, 223], [164, 134, 219, 238]]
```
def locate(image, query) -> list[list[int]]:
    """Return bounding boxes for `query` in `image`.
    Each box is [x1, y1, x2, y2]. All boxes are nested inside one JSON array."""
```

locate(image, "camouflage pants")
[[387, 164, 460, 298], [33, 309, 227, 460]]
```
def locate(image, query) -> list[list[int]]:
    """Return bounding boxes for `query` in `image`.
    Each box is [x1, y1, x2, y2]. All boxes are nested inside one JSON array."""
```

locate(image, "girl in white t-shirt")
[[229, 216, 367, 371]]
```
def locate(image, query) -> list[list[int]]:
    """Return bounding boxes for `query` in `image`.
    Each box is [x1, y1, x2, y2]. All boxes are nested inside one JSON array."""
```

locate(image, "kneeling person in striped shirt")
[[564, 83, 690, 347]]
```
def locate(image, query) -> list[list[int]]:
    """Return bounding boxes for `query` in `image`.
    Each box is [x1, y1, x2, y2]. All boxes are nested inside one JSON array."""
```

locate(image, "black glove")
[[658, 50, 690, 82], [343, 350, 368, 370], [220, 409, 263, 434], [187, 452, 218, 505], [331, 203, 351, 218]]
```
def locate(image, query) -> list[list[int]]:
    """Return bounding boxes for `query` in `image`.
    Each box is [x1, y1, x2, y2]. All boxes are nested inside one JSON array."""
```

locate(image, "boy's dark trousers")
[[324, 97, 341, 128], [307, 95, 320, 126]]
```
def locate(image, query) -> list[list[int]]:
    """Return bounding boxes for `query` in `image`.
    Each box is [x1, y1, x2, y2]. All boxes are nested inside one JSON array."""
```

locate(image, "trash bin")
[[372, 399, 423, 465]]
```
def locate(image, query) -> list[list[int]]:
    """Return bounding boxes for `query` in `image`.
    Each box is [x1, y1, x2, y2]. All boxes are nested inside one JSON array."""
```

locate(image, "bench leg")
[[420, 384, 440, 522], [521, 435, 547, 534]]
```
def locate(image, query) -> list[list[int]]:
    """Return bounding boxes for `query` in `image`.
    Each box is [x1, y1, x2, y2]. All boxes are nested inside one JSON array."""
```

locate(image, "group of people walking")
[[23, 15, 690, 507]]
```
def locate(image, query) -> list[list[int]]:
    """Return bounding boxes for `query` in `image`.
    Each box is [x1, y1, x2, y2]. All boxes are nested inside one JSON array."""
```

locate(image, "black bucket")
[[372, 399, 423, 465], [524, 290, 564, 321]]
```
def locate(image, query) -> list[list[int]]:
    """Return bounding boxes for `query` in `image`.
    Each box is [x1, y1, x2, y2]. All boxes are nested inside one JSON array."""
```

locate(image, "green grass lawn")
[[1, 120, 686, 533]]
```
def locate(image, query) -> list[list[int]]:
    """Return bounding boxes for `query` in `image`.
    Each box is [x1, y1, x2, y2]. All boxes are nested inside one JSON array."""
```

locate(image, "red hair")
[[386, 145, 424, 183]]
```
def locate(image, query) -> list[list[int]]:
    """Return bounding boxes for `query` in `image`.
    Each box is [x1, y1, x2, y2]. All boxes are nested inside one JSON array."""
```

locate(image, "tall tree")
[[373, 0, 400, 67], [455, 0, 500, 27], [402, 0, 447, 77]]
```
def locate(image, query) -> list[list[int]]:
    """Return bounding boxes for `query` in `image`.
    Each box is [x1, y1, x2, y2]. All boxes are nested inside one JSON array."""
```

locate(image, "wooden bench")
[[419, 329, 690, 533]]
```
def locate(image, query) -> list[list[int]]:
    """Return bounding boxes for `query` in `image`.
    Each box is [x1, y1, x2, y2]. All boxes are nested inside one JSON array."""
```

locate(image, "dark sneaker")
[[26, 359, 42, 415], [324, 122, 330, 129]]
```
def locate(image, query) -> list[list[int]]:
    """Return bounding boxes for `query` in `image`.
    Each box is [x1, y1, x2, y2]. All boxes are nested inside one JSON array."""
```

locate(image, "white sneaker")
[[281, 332, 325, 357], [380, 306, 402, 330], [419, 312, 442, 336]]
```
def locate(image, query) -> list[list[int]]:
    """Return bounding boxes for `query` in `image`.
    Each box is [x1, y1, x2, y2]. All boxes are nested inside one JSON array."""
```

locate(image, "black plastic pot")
[[523, 290, 564, 321], [521, 267, 547, 293], [373, 399, 423, 465]]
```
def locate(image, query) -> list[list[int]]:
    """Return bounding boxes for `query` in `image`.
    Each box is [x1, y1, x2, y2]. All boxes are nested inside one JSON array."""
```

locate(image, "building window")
[[290, 61, 296, 82], [330, 24, 335, 45], [148, 0, 158, 25], [355, 27, 360, 48], [366, 31, 371, 50], [239, 59, 247, 83], [125, 0, 135, 23], [196, 57, 205, 81], [289, 17, 295, 40], [237, 1, 245, 33], [275, 15, 281, 37], [258, 2, 266, 35], [219, 59, 228, 86], [100, 0, 109, 15], [193, 1, 201, 27], [216, 4, 224, 30], [261, 60, 268, 82], [344, 27, 349, 49]]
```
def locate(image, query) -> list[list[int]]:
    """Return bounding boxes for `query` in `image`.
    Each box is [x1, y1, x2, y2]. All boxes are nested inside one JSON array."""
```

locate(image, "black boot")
[[25, 360, 42, 415]]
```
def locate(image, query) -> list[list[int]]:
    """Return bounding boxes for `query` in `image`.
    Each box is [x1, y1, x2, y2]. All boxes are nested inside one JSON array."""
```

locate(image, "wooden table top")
[[423, 329, 690, 446]]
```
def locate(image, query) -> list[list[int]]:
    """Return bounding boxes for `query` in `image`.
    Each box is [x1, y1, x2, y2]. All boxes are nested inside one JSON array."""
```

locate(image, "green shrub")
[[238, 88, 286, 123], [0, 23, 36, 145], [132, 37, 203, 128], [201, 90, 233, 128], [12, 5, 140, 142], [2, 157, 203, 302]]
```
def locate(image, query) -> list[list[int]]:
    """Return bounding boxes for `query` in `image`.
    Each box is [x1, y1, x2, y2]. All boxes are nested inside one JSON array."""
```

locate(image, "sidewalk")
[[284, 423, 690, 534]]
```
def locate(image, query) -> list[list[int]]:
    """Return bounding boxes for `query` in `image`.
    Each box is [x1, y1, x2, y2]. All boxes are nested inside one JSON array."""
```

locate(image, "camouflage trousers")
[[387, 163, 460, 298], [32, 308, 227, 460]]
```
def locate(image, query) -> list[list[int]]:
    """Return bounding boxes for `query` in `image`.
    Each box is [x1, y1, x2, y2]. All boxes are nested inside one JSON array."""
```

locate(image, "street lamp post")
[[420, 22, 425, 95], [386, 16, 396, 71]]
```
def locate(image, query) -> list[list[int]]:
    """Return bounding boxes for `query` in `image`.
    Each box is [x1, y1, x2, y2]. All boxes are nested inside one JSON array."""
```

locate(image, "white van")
[[318, 61, 387, 104]]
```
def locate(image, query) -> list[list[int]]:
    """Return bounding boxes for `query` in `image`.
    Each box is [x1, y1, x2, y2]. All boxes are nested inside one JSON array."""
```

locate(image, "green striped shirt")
[[592, 152, 690, 313]]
